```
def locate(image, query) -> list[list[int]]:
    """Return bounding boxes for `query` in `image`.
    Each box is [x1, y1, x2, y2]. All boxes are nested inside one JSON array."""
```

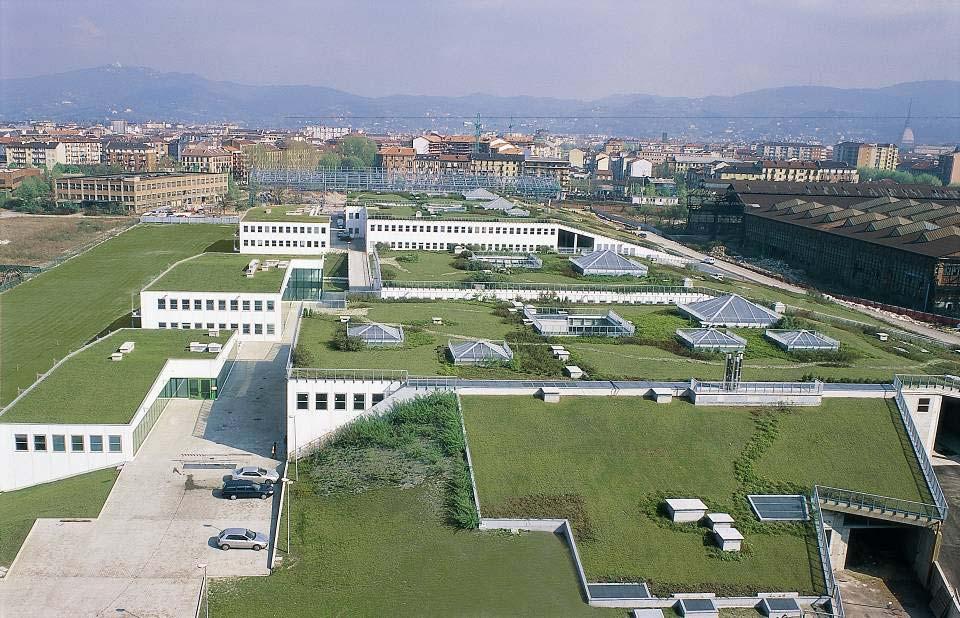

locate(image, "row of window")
[[157, 298, 275, 311], [371, 224, 556, 235], [386, 241, 551, 252], [158, 322, 275, 335], [15, 433, 122, 453], [243, 225, 326, 234], [242, 239, 326, 248], [295, 392, 385, 411]]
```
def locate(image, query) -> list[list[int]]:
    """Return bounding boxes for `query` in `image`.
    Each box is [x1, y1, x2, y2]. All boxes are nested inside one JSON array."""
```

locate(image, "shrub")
[[291, 343, 317, 367], [333, 328, 366, 351]]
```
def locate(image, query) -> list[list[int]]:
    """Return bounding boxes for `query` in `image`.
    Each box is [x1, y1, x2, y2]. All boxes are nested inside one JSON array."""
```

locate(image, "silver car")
[[231, 466, 279, 485], [217, 528, 268, 551]]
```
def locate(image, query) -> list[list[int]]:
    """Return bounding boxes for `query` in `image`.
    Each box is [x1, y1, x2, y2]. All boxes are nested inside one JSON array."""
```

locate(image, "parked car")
[[221, 479, 274, 500], [217, 528, 268, 551], [231, 466, 279, 485], [701, 256, 716, 265]]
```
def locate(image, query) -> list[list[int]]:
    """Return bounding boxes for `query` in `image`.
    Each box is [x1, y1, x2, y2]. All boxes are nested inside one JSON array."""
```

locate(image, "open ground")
[[0, 214, 133, 267]]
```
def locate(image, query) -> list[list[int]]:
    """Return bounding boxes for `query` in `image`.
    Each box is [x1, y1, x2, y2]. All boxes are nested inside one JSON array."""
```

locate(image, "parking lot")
[[0, 341, 287, 618]]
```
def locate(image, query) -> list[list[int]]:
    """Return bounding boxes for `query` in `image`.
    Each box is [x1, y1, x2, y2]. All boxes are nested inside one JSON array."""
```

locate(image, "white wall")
[[368, 219, 559, 253], [0, 334, 238, 491], [141, 290, 283, 341], [901, 392, 944, 454], [286, 377, 402, 454], [345, 206, 367, 239], [239, 221, 330, 255]]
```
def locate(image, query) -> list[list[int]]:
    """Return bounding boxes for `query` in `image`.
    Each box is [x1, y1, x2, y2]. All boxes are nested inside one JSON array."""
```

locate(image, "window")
[[254, 300, 263, 311], [90, 435, 103, 452], [157, 298, 166, 309], [170, 299, 178, 309], [182, 322, 191, 329], [194, 300, 202, 310], [230, 300, 239, 311], [242, 324, 250, 334], [206, 299, 214, 310], [218, 300, 226, 310], [108, 435, 122, 452], [34, 435, 47, 451], [194, 322, 202, 329], [242, 300, 251, 311], [230, 323, 238, 330], [159, 322, 166, 329], [353, 394, 366, 410], [266, 300, 275, 311], [71, 435, 84, 451], [296, 393, 309, 410], [14, 434, 28, 451], [316, 393, 328, 410], [218, 323, 226, 329], [918, 398, 931, 413], [334, 394, 347, 410], [266, 324, 275, 335], [254, 323, 263, 335], [372, 393, 385, 405], [181, 299, 189, 310], [52, 435, 66, 452]]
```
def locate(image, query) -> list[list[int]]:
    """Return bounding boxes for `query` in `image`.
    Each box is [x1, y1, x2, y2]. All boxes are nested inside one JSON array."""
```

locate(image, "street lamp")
[[196, 562, 209, 618], [287, 413, 299, 481], [280, 477, 295, 554]]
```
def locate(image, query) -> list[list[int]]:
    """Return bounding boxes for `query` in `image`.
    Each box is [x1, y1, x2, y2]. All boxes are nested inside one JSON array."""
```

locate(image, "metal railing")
[[140, 215, 240, 224], [811, 485, 845, 618], [407, 376, 461, 390], [894, 374, 960, 392], [369, 247, 383, 291], [288, 367, 408, 382], [689, 379, 823, 395], [892, 382, 949, 519], [816, 485, 944, 522]]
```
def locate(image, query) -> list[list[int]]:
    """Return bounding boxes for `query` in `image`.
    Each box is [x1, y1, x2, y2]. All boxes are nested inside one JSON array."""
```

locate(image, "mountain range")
[[1, 66, 959, 143]]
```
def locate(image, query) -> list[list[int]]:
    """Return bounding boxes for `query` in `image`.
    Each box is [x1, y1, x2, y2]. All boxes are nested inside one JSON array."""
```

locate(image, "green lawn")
[[0, 223, 234, 406], [147, 253, 286, 293], [0, 329, 230, 424], [461, 396, 929, 595], [241, 205, 330, 223], [0, 468, 119, 567]]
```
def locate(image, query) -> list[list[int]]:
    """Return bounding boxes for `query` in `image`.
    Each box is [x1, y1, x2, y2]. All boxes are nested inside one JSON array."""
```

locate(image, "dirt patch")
[[0, 214, 132, 266]]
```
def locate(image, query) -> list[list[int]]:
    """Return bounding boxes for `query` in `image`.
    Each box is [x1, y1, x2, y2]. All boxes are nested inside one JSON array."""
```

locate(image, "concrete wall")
[[239, 221, 330, 254], [141, 290, 284, 341], [900, 392, 944, 454], [0, 335, 238, 491], [689, 392, 823, 406]]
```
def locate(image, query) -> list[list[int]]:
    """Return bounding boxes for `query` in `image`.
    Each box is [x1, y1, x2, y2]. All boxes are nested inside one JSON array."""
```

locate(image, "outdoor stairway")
[[816, 487, 943, 527]]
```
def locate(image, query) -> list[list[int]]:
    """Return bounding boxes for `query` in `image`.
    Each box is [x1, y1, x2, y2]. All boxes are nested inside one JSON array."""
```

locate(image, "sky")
[[1, 0, 959, 99]]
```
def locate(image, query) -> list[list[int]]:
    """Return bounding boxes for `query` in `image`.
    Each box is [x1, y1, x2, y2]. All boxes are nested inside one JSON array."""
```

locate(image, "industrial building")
[[54, 172, 228, 214]]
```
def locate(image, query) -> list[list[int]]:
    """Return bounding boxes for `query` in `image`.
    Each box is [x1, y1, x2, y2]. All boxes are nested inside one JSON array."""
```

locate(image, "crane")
[[463, 113, 483, 153]]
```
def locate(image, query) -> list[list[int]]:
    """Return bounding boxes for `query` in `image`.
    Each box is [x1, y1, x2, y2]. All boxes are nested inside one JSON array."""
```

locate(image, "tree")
[[280, 141, 321, 170], [858, 167, 942, 186], [339, 135, 378, 168], [224, 176, 246, 211], [318, 151, 343, 169]]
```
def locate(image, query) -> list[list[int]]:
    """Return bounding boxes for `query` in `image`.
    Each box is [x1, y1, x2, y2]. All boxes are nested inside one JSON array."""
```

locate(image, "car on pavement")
[[217, 528, 269, 551], [221, 479, 275, 500], [701, 256, 716, 265], [231, 466, 279, 485]]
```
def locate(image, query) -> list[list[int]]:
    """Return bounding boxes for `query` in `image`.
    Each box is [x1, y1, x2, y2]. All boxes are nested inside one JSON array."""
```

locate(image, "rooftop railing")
[[811, 485, 845, 618], [288, 367, 408, 382], [689, 379, 823, 395], [382, 279, 717, 295], [894, 374, 960, 392], [892, 381, 948, 519], [816, 485, 944, 522]]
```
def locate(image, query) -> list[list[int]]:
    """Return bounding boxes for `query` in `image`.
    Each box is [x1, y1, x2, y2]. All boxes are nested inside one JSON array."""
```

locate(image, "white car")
[[231, 466, 279, 485], [701, 257, 716, 265]]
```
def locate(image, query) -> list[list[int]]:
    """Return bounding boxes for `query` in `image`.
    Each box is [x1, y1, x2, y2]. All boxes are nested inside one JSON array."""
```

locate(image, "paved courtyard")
[[0, 338, 289, 618]]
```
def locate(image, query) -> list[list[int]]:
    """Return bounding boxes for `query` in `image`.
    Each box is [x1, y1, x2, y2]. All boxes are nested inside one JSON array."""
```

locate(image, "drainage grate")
[[182, 462, 236, 470]]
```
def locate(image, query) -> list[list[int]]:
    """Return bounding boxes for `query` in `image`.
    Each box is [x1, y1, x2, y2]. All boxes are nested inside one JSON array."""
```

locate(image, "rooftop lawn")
[[0, 467, 119, 567], [242, 205, 330, 223], [0, 328, 231, 425], [146, 253, 287, 293], [0, 223, 234, 406], [461, 396, 930, 595]]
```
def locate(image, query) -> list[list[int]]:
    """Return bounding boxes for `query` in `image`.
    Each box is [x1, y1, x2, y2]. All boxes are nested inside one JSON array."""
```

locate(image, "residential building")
[[469, 153, 523, 177], [377, 146, 416, 175], [54, 172, 228, 213], [180, 144, 233, 174], [223, 140, 281, 183], [5, 141, 67, 169], [61, 138, 104, 165], [603, 138, 624, 155], [754, 142, 826, 161], [412, 134, 444, 155], [104, 141, 158, 172], [835, 142, 899, 171], [568, 148, 586, 169], [938, 149, 960, 186], [523, 157, 571, 193]]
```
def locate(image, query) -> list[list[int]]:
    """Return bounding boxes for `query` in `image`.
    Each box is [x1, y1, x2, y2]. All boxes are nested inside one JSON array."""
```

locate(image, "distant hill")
[[2, 66, 958, 142]]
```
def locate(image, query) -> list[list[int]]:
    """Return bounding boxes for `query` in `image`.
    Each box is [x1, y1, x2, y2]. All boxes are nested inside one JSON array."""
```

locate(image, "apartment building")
[[377, 146, 416, 174], [54, 172, 228, 213], [223, 140, 282, 183], [523, 157, 571, 193], [104, 141, 158, 172], [835, 142, 899, 171], [716, 160, 858, 183], [61, 138, 104, 165], [180, 144, 233, 174], [4, 141, 66, 169], [754, 142, 826, 161], [938, 149, 960, 186], [469, 153, 523, 177]]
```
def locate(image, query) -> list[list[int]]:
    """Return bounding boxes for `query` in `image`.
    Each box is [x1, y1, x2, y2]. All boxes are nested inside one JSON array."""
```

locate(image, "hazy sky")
[[2, 0, 959, 99]]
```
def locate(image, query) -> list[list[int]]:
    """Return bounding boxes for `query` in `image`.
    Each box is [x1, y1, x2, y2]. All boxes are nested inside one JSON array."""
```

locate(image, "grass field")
[[0, 223, 234, 406], [0, 329, 230, 424], [209, 393, 610, 617], [241, 204, 330, 223], [0, 467, 119, 567], [0, 214, 133, 267], [147, 253, 286, 293], [461, 396, 929, 595]]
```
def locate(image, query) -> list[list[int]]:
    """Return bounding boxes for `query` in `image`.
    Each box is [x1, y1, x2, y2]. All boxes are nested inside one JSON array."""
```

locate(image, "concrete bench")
[[650, 387, 673, 403], [189, 342, 207, 353]]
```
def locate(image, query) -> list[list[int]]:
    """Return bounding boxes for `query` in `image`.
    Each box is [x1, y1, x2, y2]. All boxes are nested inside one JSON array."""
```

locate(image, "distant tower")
[[900, 100, 915, 150]]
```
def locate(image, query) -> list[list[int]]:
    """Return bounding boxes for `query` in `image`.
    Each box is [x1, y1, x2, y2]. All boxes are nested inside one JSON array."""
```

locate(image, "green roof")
[[147, 253, 287, 293], [242, 205, 330, 223], [0, 329, 232, 425]]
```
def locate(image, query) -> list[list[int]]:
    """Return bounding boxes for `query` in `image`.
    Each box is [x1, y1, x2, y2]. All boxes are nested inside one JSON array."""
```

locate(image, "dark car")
[[221, 479, 274, 500]]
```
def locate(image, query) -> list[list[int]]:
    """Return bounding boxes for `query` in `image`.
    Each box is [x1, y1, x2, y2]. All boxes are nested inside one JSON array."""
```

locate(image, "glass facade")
[[283, 267, 323, 300]]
